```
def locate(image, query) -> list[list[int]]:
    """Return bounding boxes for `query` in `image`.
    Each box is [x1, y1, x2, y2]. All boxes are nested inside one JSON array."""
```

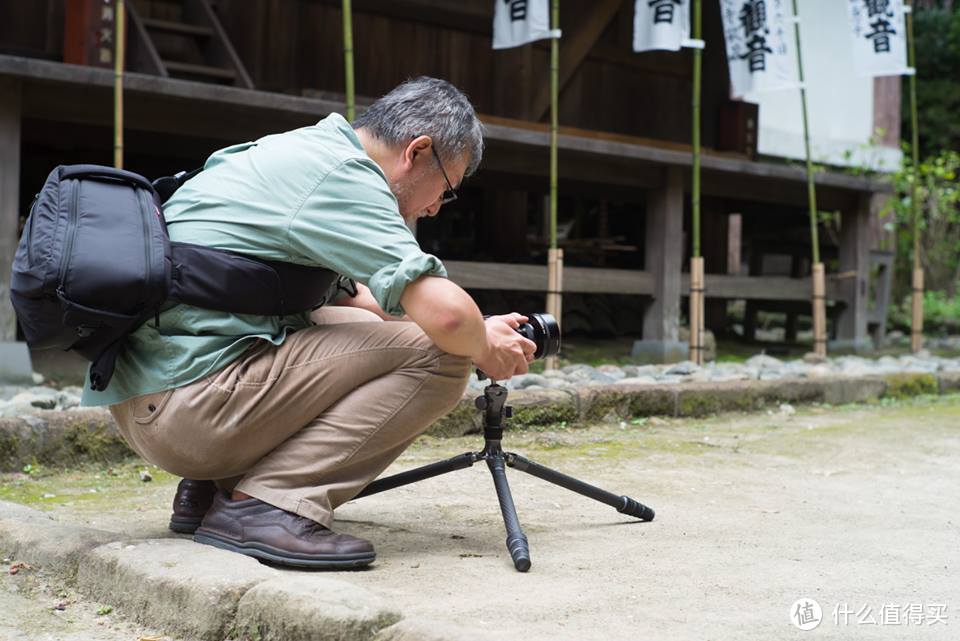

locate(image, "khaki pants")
[[109, 307, 472, 528]]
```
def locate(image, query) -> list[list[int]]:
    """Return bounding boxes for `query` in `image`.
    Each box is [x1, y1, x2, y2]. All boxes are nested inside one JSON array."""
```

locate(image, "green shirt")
[[82, 113, 445, 407]]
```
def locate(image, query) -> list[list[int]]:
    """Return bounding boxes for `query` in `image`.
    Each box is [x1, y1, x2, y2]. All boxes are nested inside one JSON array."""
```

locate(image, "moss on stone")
[[883, 373, 939, 400], [676, 387, 755, 417], [508, 401, 579, 431], [0, 432, 20, 470]]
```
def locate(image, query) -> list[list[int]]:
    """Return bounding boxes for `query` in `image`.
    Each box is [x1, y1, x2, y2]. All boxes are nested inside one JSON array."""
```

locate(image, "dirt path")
[[2, 396, 959, 641]]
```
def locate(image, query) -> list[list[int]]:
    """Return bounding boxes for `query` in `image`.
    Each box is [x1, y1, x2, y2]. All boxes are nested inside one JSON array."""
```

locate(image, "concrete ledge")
[[0, 501, 492, 641], [4, 372, 960, 471], [235, 576, 401, 641], [77, 538, 278, 641]]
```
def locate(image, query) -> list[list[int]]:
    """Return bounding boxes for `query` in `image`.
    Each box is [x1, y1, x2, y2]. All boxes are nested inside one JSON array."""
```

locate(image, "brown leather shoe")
[[193, 492, 375, 569], [169, 479, 217, 534]]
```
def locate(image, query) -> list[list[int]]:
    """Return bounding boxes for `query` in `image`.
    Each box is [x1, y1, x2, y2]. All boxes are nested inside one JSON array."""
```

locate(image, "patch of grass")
[[0, 460, 176, 510]]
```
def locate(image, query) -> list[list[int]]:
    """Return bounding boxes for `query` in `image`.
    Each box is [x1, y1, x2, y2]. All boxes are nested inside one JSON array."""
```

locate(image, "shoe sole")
[[169, 515, 203, 534], [193, 531, 376, 569]]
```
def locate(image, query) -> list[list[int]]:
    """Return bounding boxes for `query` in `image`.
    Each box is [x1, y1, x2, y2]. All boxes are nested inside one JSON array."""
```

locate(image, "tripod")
[[354, 379, 655, 572]]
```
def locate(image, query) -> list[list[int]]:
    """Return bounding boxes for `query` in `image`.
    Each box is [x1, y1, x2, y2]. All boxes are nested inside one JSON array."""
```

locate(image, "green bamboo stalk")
[[691, 0, 702, 258], [114, 0, 125, 169], [906, 1, 920, 273], [549, 0, 559, 250], [343, 0, 355, 122], [790, 0, 819, 264]]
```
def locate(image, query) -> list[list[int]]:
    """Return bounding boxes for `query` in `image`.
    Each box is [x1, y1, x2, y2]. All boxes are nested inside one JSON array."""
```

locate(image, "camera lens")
[[516, 313, 561, 360]]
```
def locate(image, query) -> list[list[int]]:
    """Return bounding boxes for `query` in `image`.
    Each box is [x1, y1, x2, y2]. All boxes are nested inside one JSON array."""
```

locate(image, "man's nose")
[[425, 200, 441, 217]]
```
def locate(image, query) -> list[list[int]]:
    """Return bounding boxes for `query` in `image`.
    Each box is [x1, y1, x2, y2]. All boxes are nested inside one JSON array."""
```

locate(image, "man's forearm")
[[399, 276, 487, 360]]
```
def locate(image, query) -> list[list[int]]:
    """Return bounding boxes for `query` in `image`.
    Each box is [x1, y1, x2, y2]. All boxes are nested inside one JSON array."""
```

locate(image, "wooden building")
[[0, 0, 895, 365]]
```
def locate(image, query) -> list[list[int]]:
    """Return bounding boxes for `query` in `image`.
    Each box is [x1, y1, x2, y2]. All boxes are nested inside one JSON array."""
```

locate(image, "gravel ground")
[[2, 395, 958, 641]]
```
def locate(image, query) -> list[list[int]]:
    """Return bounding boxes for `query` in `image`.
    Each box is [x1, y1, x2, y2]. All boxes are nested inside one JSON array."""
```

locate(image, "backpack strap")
[[152, 167, 203, 205], [168, 242, 339, 316]]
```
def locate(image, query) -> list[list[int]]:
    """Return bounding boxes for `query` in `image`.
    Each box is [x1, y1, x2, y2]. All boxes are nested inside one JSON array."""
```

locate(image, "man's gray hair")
[[353, 77, 484, 177]]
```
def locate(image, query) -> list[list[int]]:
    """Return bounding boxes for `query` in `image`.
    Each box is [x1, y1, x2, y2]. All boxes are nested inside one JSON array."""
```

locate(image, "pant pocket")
[[132, 389, 175, 425]]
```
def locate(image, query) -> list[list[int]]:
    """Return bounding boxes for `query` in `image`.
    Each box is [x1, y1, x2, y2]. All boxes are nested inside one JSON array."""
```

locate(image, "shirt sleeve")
[[285, 157, 446, 316]]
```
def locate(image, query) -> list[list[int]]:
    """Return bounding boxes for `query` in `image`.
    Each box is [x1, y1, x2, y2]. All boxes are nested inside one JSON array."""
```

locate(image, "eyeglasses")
[[431, 146, 459, 205]]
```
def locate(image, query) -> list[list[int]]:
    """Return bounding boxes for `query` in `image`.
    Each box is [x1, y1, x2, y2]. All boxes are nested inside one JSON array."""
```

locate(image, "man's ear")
[[401, 135, 433, 171]]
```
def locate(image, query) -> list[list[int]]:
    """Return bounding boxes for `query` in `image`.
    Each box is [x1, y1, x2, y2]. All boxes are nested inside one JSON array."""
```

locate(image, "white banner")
[[633, 0, 691, 52], [719, 0, 799, 98], [846, 0, 910, 77], [492, 0, 561, 50]]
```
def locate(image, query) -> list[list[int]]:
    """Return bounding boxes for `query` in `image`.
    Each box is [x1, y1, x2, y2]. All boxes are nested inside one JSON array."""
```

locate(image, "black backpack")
[[10, 164, 341, 391]]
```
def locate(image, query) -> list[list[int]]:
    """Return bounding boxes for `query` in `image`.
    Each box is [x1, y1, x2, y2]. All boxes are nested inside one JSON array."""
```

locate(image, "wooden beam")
[[681, 274, 840, 301], [0, 78, 21, 341], [443, 261, 654, 295], [530, 0, 623, 121]]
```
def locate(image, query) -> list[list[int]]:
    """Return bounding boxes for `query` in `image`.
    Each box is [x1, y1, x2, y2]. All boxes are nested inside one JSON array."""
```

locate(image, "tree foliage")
[[886, 149, 960, 305], [907, 5, 960, 156]]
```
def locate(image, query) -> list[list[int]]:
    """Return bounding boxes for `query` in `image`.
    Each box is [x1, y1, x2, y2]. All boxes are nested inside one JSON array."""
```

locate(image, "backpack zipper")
[[57, 180, 81, 292]]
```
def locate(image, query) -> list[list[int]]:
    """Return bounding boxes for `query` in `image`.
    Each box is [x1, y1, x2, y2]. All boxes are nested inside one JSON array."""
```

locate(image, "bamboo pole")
[[688, 0, 704, 365], [546, 0, 562, 371], [342, 0, 355, 122], [113, 0, 125, 169], [790, 0, 826, 356], [906, 0, 922, 352]]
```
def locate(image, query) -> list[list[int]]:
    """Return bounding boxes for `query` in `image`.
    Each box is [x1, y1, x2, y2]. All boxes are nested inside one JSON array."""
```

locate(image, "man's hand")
[[473, 314, 537, 381]]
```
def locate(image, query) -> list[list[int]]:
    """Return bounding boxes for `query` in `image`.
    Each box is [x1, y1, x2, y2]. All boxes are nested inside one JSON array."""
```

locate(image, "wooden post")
[[906, 0, 922, 352], [545, 248, 563, 371], [114, 0, 125, 169], [837, 199, 870, 349], [0, 79, 21, 343], [342, 0, 356, 122], [635, 166, 684, 362], [689, 256, 704, 365], [911, 268, 924, 352], [812, 262, 827, 357]]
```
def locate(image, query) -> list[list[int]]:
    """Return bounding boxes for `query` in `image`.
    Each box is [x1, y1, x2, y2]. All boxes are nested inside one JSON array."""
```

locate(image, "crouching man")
[[83, 77, 536, 568]]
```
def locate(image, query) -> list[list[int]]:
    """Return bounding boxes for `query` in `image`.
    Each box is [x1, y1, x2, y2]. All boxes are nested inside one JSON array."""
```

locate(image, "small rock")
[[746, 354, 783, 370], [665, 361, 699, 376], [509, 373, 549, 390], [595, 364, 626, 380], [31, 372, 44, 385], [802, 352, 827, 364], [779, 403, 796, 416], [139, 470, 153, 483]]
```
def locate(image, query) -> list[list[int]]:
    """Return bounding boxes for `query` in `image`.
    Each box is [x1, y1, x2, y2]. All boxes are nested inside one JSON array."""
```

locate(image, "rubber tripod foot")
[[507, 533, 531, 572], [618, 496, 655, 521]]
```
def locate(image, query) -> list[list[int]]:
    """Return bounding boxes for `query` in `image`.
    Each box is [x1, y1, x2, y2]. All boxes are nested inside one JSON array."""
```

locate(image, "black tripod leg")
[[486, 455, 531, 572], [354, 453, 477, 499], [505, 453, 655, 521]]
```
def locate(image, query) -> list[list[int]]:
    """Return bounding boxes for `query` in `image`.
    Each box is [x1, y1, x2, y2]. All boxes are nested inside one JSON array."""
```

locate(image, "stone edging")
[[0, 500, 502, 641], [2, 372, 958, 471]]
